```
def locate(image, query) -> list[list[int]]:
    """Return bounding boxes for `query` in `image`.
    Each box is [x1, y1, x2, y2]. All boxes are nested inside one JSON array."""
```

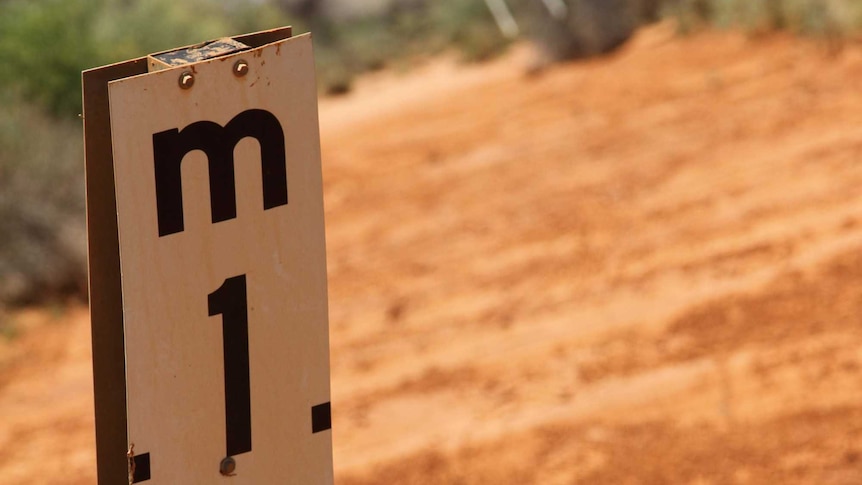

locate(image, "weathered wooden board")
[[105, 32, 332, 483]]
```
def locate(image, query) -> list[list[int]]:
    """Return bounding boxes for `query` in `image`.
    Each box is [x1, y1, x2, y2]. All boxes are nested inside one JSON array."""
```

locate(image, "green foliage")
[[664, 0, 862, 37], [0, 0, 288, 118], [300, 0, 510, 93], [0, 313, 20, 341], [427, 0, 510, 61], [0, 93, 87, 304], [0, 0, 516, 113], [0, 324, 19, 341], [0, 0, 103, 118]]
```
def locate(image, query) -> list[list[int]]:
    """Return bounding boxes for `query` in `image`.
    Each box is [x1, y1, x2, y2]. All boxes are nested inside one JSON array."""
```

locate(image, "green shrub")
[[0, 94, 87, 304], [427, 0, 510, 61], [519, 0, 661, 62], [302, 0, 511, 93], [0, 0, 288, 119], [664, 0, 862, 37], [0, 0, 103, 118]]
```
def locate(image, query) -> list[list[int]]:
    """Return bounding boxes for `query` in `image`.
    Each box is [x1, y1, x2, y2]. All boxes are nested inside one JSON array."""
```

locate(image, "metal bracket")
[[147, 38, 250, 72]]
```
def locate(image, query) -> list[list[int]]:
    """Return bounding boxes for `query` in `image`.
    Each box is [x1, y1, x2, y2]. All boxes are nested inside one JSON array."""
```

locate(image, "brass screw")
[[233, 60, 249, 77], [179, 71, 195, 89], [220, 456, 237, 476]]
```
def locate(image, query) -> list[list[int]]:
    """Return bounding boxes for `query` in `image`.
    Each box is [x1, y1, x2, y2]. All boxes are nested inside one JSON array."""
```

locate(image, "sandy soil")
[[3, 24, 862, 483]]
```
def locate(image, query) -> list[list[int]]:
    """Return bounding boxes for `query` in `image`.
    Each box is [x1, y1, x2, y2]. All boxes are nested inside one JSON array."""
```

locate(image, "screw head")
[[233, 60, 249, 77], [179, 71, 195, 89], [220, 456, 236, 476]]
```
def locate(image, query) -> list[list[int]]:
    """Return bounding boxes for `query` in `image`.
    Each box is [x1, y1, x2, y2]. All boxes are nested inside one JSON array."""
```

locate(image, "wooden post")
[[83, 27, 333, 484]]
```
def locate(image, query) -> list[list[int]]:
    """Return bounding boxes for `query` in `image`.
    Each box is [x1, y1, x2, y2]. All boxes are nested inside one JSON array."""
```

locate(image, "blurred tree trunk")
[[526, 0, 660, 62]]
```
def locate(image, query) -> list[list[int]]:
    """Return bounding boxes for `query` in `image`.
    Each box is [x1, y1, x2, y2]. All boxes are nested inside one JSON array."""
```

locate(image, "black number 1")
[[208, 274, 252, 457]]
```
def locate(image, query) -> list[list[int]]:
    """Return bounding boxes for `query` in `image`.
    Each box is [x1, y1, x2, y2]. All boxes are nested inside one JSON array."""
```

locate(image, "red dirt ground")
[[3, 24, 862, 483]]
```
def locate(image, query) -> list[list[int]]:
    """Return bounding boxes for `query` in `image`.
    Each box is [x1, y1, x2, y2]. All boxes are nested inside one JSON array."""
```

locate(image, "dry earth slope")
[[2, 24, 862, 483]]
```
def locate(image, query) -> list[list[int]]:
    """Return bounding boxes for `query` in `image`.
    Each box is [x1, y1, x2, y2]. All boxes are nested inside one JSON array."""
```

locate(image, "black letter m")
[[153, 109, 288, 237]]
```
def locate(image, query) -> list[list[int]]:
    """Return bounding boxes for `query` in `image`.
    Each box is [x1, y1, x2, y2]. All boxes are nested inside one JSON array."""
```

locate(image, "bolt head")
[[220, 456, 236, 476], [179, 71, 195, 89], [233, 60, 249, 77]]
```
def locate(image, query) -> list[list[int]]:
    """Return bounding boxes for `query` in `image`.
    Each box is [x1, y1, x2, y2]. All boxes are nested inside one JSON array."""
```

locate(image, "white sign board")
[[89, 31, 332, 483]]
